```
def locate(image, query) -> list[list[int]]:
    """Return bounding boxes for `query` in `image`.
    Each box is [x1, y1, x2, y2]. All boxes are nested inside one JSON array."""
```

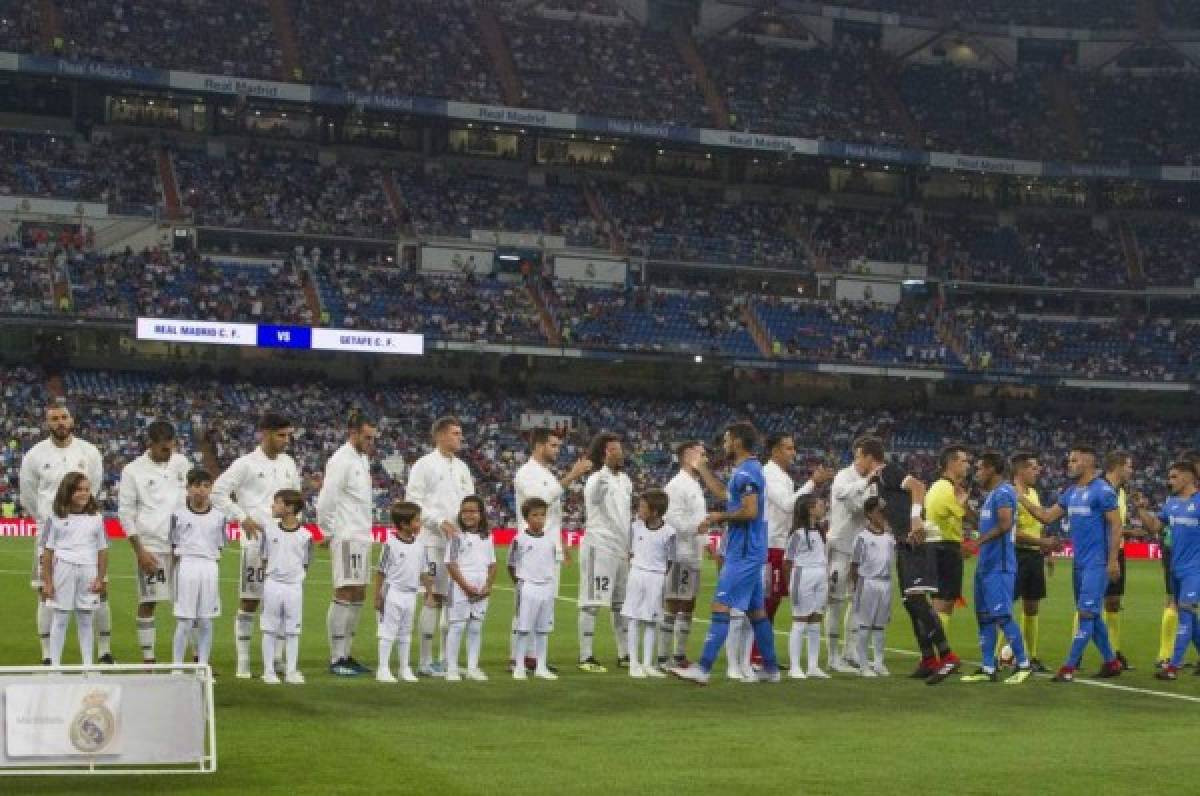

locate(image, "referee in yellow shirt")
[[924, 446, 973, 634], [1011, 451, 1052, 672]]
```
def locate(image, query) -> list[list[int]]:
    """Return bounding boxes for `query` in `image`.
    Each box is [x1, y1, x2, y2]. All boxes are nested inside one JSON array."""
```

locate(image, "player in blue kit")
[[1019, 445, 1123, 682], [1134, 461, 1200, 680], [961, 452, 1059, 684], [672, 422, 781, 685]]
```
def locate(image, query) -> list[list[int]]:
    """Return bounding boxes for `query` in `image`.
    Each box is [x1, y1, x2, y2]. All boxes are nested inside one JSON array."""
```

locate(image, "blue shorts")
[[713, 558, 765, 613], [1174, 574, 1200, 608], [1073, 566, 1109, 616], [974, 571, 1014, 623]]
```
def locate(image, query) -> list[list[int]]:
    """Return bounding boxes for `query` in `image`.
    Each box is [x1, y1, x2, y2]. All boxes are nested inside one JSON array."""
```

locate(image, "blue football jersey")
[[724, 458, 767, 565], [1057, 477, 1119, 570], [977, 482, 1018, 575]]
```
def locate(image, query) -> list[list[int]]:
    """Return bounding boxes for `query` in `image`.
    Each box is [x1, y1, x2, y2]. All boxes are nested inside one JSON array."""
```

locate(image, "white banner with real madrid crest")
[[5, 684, 123, 757]]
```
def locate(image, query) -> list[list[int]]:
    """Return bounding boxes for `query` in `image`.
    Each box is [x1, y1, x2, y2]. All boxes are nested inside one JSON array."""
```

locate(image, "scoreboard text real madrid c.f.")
[[135, 318, 424, 356]]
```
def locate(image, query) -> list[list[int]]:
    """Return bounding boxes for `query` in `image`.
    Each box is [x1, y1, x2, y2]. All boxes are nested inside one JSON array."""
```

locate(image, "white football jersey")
[[20, 437, 103, 527], [784, 527, 827, 569], [828, 465, 873, 554], [118, 451, 191, 552], [851, 530, 894, 580], [664, 469, 706, 565], [405, 451, 475, 549], [316, 442, 374, 541], [583, 467, 633, 558], [212, 447, 302, 531], [510, 531, 558, 585], [445, 531, 495, 578], [629, 520, 677, 574], [42, 513, 108, 566], [259, 522, 313, 584], [377, 535, 426, 593], [169, 505, 228, 561], [514, 457, 566, 558]]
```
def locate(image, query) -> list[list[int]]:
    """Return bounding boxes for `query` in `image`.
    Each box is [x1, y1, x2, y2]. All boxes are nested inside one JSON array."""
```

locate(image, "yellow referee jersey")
[[924, 478, 964, 543], [1016, 485, 1043, 546]]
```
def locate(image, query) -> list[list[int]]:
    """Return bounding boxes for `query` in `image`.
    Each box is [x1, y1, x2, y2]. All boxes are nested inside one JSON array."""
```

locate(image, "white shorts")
[[48, 559, 101, 612], [828, 549, 854, 601], [425, 545, 450, 597], [331, 536, 372, 589], [260, 579, 304, 635], [621, 568, 666, 623], [578, 546, 628, 609], [854, 578, 892, 629], [378, 590, 418, 642], [447, 573, 490, 622], [789, 565, 829, 618], [174, 557, 221, 620], [664, 563, 700, 601], [136, 550, 176, 604], [516, 581, 555, 634], [239, 544, 266, 600]]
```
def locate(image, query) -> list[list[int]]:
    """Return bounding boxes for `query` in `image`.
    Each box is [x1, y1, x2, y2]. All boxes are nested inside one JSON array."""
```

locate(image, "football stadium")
[[0, 0, 1199, 792]]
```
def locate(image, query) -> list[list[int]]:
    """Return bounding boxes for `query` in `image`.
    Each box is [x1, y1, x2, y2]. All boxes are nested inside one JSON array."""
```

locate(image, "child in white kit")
[[784, 495, 831, 680], [621, 490, 677, 678], [375, 501, 426, 683], [170, 468, 227, 667], [258, 489, 313, 684], [444, 496, 496, 682], [509, 498, 559, 681], [850, 496, 896, 678], [40, 472, 107, 667]]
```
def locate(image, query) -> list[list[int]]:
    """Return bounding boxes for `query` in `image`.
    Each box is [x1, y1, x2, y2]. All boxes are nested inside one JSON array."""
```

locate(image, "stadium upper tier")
[[3, 1, 1200, 164], [1, 366, 1195, 527]]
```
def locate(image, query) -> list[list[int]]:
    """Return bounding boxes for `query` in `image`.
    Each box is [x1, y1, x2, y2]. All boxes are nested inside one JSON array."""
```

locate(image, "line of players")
[[22, 402, 1200, 684]]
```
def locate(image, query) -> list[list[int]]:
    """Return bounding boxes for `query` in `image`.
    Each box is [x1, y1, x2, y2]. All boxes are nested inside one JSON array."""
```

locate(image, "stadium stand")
[[0, 131, 159, 214]]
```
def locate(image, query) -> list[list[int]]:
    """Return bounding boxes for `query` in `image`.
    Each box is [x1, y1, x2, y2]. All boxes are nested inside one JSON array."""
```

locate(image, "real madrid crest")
[[70, 689, 118, 754]]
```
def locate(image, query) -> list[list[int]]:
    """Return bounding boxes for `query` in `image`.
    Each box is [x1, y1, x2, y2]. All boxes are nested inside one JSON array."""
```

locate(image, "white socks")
[[173, 620, 193, 664], [789, 622, 805, 672], [855, 625, 870, 671], [137, 617, 156, 662], [657, 614, 676, 663], [445, 621, 466, 675], [418, 603, 438, 668], [513, 631, 530, 666], [327, 600, 349, 663], [76, 611, 94, 666], [578, 607, 597, 661], [466, 620, 483, 671], [236, 610, 254, 670], [674, 615, 692, 660], [49, 610, 70, 666], [49, 610, 95, 666], [827, 599, 846, 663], [613, 609, 629, 659], [534, 632, 549, 671], [285, 634, 299, 674], [174, 619, 213, 665], [626, 618, 640, 668], [807, 623, 822, 672], [871, 628, 885, 667], [510, 614, 520, 661], [95, 600, 112, 657], [262, 633, 278, 676], [37, 601, 52, 660]]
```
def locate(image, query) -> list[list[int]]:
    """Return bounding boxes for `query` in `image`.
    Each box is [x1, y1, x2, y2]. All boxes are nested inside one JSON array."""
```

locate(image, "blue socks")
[[1172, 608, 1196, 668], [698, 612, 730, 672], [999, 617, 1027, 667], [1068, 615, 1094, 668], [979, 621, 999, 671], [1092, 613, 1115, 662], [750, 616, 779, 672]]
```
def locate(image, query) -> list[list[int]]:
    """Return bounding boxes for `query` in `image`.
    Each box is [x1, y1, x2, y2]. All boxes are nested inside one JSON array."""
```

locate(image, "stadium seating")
[[0, 1, 40, 53], [0, 131, 159, 214], [289, 0, 501, 101], [501, 9, 708, 126], [703, 37, 903, 145], [0, 246, 54, 316], [58, 0, 282, 80], [1132, 219, 1200, 287], [824, 0, 1135, 28], [2, 366, 1194, 527], [174, 147, 394, 238], [1074, 72, 1200, 164]]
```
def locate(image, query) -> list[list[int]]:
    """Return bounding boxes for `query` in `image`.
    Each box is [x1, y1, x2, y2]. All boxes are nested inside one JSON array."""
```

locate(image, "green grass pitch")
[[1, 539, 1198, 794]]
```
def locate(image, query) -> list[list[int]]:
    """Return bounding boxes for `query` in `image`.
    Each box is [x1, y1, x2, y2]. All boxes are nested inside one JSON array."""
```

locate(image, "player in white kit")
[[39, 472, 107, 667], [258, 489, 313, 684], [118, 420, 191, 663], [212, 412, 301, 679], [405, 416, 476, 677], [851, 497, 896, 678], [511, 428, 592, 672], [317, 414, 379, 677], [578, 432, 634, 672], [375, 501, 426, 683], [827, 446, 878, 672], [20, 403, 106, 664], [659, 441, 708, 669], [784, 495, 831, 679], [444, 496, 496, 682], [169, 468, 227, 667], [510, 498, 560, 681], [622, 490, 677, 678]]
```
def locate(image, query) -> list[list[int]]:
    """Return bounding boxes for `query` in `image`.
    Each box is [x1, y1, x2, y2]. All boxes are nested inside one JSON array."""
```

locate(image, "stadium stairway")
[[866, 54, 925, 149], [267, 0, 303, 82], [582, 182, 625, 255], [1119, 219, 1146, 284], [526, 283, 562, 345], [1044, 71, 1087, 159], [742, 302, 774, 359], [671, 27, 730, 130], [157, 149, 184, 220], [476, 3, 525, 107], [37, 0, 61, 51]]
